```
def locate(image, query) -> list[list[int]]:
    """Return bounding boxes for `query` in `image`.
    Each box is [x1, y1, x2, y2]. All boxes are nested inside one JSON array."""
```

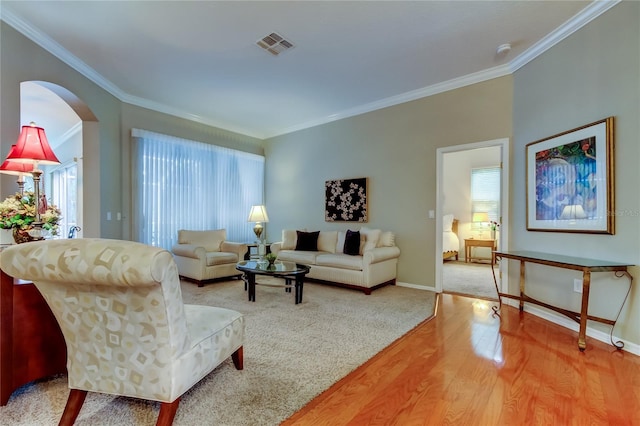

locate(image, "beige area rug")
[[442, 260, 499, 300], [0, 279, 435, 426]]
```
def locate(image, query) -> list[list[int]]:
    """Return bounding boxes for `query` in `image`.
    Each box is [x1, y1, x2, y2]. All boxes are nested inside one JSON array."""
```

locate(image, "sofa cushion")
[[378, 231, 396, 247], [206, 251, 238, 266], [277, 250, 320, 264], [344, 230, 360, 256], [282, 229, 298, 250], [179, 229, 226, 252], [318, 231, 337, 253], [315, 253, 363, 271], [296, 230, 320, 251], [360, 227, 382, 253], [336, 231, 346, 254]]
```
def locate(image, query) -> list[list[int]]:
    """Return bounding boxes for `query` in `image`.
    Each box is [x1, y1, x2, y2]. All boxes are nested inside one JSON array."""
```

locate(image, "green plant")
[[265, 252, 277, 263], [0, 191, 62, 236]]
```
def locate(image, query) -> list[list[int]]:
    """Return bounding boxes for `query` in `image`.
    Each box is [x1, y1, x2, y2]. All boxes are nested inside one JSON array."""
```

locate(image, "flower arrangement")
[[265, 252, 277, 264], [489, 221, 500, 231], [0, 191, 62, 237]]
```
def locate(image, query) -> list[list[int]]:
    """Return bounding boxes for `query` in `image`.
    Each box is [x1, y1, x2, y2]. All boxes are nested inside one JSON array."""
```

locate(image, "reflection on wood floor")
[[283, 293, 640, 425]]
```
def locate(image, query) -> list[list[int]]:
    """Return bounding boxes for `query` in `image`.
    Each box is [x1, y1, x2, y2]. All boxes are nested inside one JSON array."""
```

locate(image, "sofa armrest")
[[171, 244, 206, 260], [270, 242, 283, 255], [363, 246, 400, 265], [221, 241, 248, 258]]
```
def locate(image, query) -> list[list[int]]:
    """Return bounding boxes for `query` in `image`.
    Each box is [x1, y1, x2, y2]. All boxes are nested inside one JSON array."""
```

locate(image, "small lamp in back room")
[[472, 212, 489, 225], [247, 205, 269, 242], [472, 212, 489, 237]]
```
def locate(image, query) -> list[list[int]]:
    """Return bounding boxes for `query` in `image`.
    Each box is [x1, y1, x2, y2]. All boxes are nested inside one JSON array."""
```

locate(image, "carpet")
[[442, 261, 498, 300], [0, 278, 435, 426]]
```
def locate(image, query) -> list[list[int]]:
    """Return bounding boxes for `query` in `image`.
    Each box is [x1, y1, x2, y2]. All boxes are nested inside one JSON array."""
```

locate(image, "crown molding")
[[270, 64, 512, 138], [118, 92, 265, 139], [2, 1, 621, 140], [1, 7, 125, 100], [57, 121, 82, 144], [509, 0, 620, 72]]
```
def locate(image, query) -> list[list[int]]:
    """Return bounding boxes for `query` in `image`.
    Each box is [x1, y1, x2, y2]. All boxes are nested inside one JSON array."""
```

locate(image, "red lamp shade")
[[0, 145, 34, 176], [6, 123, 60, 165]]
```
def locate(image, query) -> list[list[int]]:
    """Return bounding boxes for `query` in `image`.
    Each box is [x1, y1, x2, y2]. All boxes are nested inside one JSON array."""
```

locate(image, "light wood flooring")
[[283, 293, 640, 425]]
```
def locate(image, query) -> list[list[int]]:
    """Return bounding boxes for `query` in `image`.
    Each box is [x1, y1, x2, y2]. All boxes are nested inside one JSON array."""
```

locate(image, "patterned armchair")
[[0, 238, 245, 426]]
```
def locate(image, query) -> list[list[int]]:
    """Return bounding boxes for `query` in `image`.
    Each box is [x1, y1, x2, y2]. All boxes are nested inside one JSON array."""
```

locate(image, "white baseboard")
[[396, 281, 436, 292], [501, 298, 640, 356]]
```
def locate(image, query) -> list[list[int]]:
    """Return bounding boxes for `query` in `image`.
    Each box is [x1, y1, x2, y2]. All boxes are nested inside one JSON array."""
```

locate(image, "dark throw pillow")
[[343, 230, 361, 256], [295, 230, 320, 251]]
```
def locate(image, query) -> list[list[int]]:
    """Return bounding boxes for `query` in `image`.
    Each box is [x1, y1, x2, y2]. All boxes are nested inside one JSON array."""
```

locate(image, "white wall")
[[442, 145, 500, 259]]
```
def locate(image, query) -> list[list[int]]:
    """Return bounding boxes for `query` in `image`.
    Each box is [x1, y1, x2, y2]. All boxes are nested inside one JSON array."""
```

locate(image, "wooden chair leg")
[[59, 389, 87, 426], [232, 346, 244, 370], [156, 399, 180, 426]]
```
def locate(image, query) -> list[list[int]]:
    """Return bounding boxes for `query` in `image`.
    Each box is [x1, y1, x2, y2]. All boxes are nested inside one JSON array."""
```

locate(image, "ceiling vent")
[[256, 32, 294, 56]]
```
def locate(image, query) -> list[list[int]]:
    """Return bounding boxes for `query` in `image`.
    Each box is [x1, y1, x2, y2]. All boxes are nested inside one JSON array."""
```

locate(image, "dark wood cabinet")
[[1, 269, 67, 406]]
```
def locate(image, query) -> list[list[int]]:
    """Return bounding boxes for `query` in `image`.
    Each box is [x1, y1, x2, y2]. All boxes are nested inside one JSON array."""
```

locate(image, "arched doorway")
[[20, 81, 100, 238]]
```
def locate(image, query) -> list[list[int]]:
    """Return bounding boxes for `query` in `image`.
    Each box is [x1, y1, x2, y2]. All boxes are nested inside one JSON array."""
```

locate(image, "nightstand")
[[464, 238, 497, 264]]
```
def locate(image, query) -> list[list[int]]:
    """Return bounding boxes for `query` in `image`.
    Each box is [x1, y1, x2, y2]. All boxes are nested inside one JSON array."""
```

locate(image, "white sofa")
[[171, 229, 248, 287], [270, 227, 400, 294]]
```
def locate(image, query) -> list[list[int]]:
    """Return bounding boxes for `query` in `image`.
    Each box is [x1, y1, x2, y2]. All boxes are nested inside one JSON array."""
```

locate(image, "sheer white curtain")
[[132, 129, 264, 250]]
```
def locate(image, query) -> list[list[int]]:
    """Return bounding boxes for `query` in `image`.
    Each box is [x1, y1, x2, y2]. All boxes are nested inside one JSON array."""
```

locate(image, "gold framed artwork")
[[526, 117, 614, 234], [325, 177, 368, 222]]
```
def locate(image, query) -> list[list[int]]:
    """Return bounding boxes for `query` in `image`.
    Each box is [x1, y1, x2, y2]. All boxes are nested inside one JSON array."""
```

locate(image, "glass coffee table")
[[236, 260, 311, 304]]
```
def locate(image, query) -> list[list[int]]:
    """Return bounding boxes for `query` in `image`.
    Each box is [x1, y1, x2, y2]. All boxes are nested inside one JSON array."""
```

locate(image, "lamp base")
[[253, 223, 264, 242], [12, 228, 44, 244]]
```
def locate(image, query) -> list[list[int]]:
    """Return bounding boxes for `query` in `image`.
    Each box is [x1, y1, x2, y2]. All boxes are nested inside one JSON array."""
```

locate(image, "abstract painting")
[[325, 178, 368, 222]]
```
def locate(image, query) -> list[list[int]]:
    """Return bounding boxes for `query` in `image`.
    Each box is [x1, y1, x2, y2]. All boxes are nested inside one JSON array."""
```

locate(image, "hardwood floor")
[[283, 293, 640, 425]]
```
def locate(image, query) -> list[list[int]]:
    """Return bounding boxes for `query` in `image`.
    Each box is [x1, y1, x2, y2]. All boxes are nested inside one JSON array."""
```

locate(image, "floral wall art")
[[325, 177, 368, 222]]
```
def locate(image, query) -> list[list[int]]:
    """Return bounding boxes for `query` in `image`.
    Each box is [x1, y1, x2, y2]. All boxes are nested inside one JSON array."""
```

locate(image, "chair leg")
[[59, 389, 87, 426], [232, 346, 244, 370], [156, 399, 180, 426]]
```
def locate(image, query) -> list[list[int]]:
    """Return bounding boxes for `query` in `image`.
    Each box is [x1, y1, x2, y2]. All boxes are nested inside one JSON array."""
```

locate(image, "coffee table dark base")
[[236, 261, 310, 305], [243, 273, 305, 304]]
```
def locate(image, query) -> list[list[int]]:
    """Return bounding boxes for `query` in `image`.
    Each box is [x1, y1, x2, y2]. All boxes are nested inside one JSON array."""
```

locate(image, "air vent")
[[256, 32, 294, 56]]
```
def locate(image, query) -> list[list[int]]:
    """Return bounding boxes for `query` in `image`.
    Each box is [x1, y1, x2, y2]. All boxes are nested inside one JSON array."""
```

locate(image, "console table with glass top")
[[491, 250, 634, 351]]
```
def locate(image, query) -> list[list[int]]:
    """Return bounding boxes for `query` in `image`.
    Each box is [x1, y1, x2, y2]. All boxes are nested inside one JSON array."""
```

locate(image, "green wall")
[[264, 76, 513, 288], [513, 2, 639, 346]]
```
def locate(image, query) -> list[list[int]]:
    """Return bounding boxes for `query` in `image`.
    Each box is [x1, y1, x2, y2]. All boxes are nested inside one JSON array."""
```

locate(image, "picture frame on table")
[[526, 117, 614, 234]]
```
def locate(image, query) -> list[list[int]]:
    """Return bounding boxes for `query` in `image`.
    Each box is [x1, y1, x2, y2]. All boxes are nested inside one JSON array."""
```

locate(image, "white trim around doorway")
[[435, 138, 510, 296]]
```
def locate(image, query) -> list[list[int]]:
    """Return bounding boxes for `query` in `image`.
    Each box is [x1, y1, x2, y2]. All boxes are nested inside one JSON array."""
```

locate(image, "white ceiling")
[[2, 1, 614, 141]]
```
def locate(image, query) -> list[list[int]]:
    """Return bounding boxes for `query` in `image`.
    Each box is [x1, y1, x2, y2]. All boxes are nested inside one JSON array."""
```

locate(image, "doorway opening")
[[20, 81, 99, 238], [435, 138, 509, 299]]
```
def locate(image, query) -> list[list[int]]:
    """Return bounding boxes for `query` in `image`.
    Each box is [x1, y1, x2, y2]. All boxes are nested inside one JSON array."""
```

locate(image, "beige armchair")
[[0, 238, 245, 426], [171, 229, 248, 287]]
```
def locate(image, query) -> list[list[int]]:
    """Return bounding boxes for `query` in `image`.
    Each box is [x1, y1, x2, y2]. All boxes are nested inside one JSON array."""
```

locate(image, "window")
[[51, 162, 78, 238], [471, 166, 501, 226], [132, 129, 265, 250]]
